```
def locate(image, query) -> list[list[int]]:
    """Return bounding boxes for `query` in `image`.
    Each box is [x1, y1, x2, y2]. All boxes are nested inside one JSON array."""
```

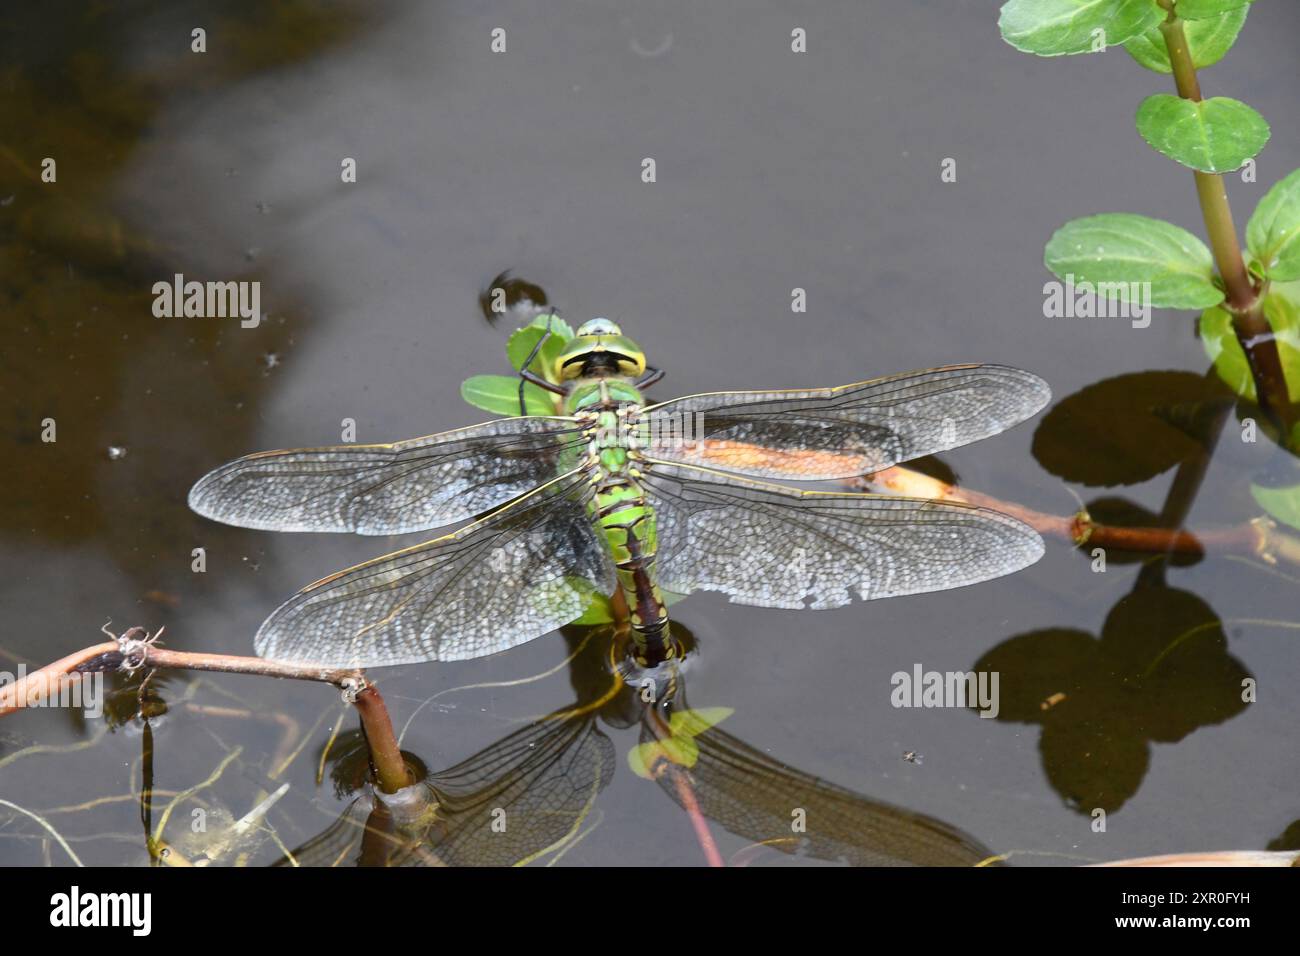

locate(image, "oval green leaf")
[[999, 0, 1164, 56], [1200, 292, 1300, 403], [1135, 94, 1270, 175], [569, 580, 615, 625], [1251, 481, 1300, 532], [1175, 0, 1251, 20], [1044, 213, 1222, 310], [460, 373, 557, 417], [506, 313, 574, 372], [1246, 168, 1300, 281], [668, 707, 734, 739], [1124, 5, 1247, 73], [627, 737, 699, 779]]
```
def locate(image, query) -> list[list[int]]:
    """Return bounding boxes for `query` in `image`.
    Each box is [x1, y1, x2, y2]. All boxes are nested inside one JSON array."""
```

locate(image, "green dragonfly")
[[188, 319, 1050, 668]]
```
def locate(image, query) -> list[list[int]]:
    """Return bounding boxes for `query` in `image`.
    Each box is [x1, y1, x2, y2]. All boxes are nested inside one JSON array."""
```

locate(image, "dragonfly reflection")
[[278, 626, 994, 867]]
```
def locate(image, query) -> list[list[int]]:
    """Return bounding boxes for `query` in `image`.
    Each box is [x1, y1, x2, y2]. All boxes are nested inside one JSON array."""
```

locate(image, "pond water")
[[3, 0, 1298, 866]]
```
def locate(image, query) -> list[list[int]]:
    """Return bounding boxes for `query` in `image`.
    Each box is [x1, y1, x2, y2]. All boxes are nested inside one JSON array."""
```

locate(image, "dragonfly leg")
[[519, 368, 568, 400], [633, 366, 665, 390]]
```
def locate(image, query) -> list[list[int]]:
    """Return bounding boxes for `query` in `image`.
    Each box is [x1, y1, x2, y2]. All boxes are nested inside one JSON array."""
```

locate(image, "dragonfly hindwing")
[[254, 470, 614, 667], [638, 460, 1044, 609]]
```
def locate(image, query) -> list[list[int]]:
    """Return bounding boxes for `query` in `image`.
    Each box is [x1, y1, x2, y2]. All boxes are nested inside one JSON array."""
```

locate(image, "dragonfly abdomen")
[[586, 457, 673, 663]]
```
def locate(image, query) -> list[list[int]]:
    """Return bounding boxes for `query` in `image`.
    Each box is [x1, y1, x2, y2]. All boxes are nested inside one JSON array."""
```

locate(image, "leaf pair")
[[1044, 172, 1300, 314], [1125, 3, 1250, 73], [1000, 0, 1253, 58], [627, 708, 734, 777], [1001, 2, 1267, 174], [460, 313, 574, 416]]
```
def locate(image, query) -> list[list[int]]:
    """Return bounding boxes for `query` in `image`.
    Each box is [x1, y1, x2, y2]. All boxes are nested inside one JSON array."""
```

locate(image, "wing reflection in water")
[[645, 718, 994, 867], [279, 624, 994, 866], [279, 710, 613, 867]]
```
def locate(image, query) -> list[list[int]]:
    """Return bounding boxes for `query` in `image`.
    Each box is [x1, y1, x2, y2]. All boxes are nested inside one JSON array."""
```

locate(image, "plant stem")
[[353, 686, 412, 794], [858, 465, 1299, 564], [646, 706, 724, 867], [0, 634, 414, 795], [1158, 10, 1293, 437]]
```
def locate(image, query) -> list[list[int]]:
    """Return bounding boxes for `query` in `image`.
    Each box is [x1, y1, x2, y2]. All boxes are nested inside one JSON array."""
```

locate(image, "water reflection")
[[1004, 369, 1257, 812], [974, 584, 1250, 814], [281, 625, 994, 866]]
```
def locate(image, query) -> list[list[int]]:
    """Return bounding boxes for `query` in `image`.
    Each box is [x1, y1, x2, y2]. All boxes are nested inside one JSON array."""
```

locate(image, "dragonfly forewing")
[[254, 471, 614, 667], [643, 364, 1050, 480], [188, 416, 586, 535], [639, 459, 1043, 608]]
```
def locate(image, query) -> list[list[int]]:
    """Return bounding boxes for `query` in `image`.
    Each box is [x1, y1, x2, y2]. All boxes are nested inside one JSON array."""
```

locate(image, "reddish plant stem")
[[661, 763, 725, 868], [353, 685, 412, 794], [126, 646, 362, 684], [1158, 8, 1293, 438], [0, 634, 413, 795], [0, 641, 117, 716], [645, 706, 724, 867], [858, 466, 1298, 564]]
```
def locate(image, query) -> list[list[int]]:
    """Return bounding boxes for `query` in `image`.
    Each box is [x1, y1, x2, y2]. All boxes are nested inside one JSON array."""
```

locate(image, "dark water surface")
[[3, 0, 1298, 865]]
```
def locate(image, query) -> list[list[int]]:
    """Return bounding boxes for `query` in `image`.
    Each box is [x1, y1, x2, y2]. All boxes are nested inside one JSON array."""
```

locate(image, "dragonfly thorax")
[[563, 376, 647, 414]]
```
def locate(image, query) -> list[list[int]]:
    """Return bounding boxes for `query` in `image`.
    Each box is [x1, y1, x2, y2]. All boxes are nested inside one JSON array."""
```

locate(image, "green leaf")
[[459, 374, 556, 417], [1250, 481, 1300, 532], [1044, 213, 1223, 310], [1135, 94, 1270, 174], [1124, 5, 1247, 72], [999, 0, 1164, 56], [1175, 0, 1251, 20], [668, 707, 734, 739], [568, 587, 686, 627], [1200, 292, 1300, 403], [568, 580, 615, 625], [1246, 168, 1300, 281], [627, 737, 699, 779], [506, 314, 573, 375], [528, 311, 575, 339]]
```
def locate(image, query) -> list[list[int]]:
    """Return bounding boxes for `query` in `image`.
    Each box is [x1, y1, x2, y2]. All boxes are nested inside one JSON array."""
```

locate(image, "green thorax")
[[562, 376, 646, 416]]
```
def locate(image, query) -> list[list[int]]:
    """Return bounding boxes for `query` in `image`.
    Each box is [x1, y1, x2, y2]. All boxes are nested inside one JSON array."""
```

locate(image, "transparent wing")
[[255, 471, 614, 667], [643, 365, 1049, 479], [639, 460, 1043, 607], [426, 712, 613, 866], [654, 722, 994, 866], [279, 713, 613, 867], [188, 416, 587, 535]]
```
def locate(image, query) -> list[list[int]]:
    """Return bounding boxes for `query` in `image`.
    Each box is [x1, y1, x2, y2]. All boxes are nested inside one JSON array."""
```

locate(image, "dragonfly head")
[[553, 318, 647, 381]]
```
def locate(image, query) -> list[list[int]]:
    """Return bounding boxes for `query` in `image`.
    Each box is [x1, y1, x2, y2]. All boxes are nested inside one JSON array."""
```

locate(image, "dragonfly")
[[188, 318, 1051, 669]]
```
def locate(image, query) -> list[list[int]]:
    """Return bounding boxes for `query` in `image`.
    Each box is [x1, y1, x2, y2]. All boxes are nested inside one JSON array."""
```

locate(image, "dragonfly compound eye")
[[577, 317, 621, 336]]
